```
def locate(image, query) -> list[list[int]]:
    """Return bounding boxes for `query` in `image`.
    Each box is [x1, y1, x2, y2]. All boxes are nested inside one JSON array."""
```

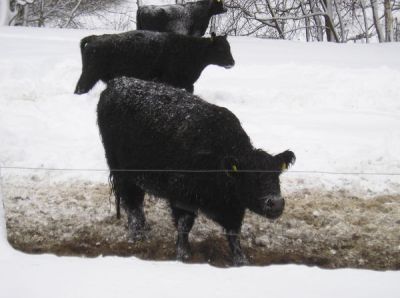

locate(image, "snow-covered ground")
[[0, 26, 400, 297], [1, 191, 400, 297]]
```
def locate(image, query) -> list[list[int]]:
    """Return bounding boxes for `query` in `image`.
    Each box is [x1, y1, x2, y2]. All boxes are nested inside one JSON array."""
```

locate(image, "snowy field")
[[1, 26, 400, 297]]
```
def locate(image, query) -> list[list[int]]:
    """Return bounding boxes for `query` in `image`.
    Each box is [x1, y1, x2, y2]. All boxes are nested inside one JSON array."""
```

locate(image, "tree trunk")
[[309, 0, 324, 41], [359, 0, 369, 43], [38, 0, 45, 27], [384, 0, 393, 42], [0, 0, 15, 25], [23, 4, 29, 26], [322, 0, 332, 41], [334, 0, 345, 42], [300, 1, 310, 42], [320, 0, 339, 42], [370, 0, 384, 42]]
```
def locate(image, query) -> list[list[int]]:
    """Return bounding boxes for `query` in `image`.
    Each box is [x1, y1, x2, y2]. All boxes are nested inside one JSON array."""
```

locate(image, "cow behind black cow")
[[136, 0, 227, 37], [74, 30, 234, 94], [97, 77, 296, 266]]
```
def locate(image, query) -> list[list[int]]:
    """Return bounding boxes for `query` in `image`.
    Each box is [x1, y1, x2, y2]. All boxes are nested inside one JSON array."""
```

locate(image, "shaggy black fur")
[[97, 77, 296, 266], [74, 30, 234, 95], [136, 0, 227, 37]]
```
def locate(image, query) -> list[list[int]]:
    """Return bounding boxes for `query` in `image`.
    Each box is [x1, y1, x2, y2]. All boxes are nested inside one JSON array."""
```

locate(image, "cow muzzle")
[[264, 196, 285, 219], [224, 60, 235, 69]]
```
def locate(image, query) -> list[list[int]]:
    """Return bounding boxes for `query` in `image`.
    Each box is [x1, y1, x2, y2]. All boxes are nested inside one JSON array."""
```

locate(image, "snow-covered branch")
[[216, 0, 400, 41]]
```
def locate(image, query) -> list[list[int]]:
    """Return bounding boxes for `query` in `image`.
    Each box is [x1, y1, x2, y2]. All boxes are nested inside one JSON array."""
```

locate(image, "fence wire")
[[1, 165, 400, 176], [0, 165, 399, 245]]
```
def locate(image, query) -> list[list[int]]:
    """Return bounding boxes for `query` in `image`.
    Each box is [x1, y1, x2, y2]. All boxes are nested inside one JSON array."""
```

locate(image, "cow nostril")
[[266, 198, 274, 208]]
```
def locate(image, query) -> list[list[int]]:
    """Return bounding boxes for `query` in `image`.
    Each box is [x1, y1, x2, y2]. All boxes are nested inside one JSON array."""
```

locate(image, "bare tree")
[[8, 0, 125, 28], [308, 0, 324, 41], [300, 0, 311, 41], [0, 0, 11, 25], [370, 0, 384, 41], [4, 0, 399, 42], [334, 0, 345, 41], [359, 0, 370, 43], [384, 0, 394, 41]]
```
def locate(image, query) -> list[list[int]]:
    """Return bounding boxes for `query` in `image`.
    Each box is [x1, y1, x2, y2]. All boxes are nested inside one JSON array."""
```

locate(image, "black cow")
[[136, 0, 227, 37], [97, 77, 296, 266], [74, 31, 234, 94]]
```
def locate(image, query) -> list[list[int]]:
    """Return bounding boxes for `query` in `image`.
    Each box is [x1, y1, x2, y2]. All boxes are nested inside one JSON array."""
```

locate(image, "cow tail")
[[108, 171, 121, 219]]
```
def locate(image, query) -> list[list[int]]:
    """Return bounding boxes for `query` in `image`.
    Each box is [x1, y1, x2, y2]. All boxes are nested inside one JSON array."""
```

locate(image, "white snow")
[[0, 26, 400, 297], [1, 191, 400, 298]]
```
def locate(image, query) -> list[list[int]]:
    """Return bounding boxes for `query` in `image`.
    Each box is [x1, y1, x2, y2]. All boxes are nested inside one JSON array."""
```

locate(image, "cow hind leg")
[[171, 207, 196, 261], [125, 186, 148, 241], [74, 56, 102, 94], [74, 70, 99, 94], [112, 174, 148, 241]]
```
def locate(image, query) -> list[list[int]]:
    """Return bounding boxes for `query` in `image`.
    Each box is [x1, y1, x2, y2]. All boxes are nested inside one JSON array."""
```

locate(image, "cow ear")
[[274, 150, 296, 172], [221, 156, 240, 177]]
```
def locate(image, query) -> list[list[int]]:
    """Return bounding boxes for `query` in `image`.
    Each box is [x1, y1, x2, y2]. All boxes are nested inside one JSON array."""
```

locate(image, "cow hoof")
[[128, 225, 150, 242], [74, 86, 88, 95], [128, 230, 148, 242], [176, 247, 191, 261], [74, 88, 83, 95], [232, 255, 249, 267]]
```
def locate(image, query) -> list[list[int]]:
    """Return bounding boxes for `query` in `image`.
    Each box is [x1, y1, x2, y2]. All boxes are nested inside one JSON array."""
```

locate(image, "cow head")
[[209, 0, 228, 15], [226, 149, 295, 219], [208, 32, 235, 69]]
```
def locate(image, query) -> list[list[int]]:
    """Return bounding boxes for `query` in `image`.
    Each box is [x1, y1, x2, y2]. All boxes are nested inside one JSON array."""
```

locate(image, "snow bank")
[[1, 189, 400, 298], [1, 254, 400, 298]]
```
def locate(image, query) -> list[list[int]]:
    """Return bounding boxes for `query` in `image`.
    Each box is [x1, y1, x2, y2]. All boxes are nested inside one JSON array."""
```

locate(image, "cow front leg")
[[216, 209, 248, 266], [171, 207, 196, 261], [226, 229, 249, 266]]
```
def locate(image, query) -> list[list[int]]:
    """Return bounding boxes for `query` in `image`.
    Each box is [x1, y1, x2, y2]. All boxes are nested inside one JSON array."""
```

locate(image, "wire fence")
[[0, 165, 399, 246], [1, 165, 400, 176]]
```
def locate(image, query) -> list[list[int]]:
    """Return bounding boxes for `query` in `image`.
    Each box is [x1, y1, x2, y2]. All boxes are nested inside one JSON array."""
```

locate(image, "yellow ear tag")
[[281, 163, 287, 171], [232, 165, 238, 172]]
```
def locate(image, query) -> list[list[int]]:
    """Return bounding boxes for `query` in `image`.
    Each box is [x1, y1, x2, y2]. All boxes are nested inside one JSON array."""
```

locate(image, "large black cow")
[[136, 0, 227, 37], [97, 77, 296, 266], [74, 31, 234, 94]]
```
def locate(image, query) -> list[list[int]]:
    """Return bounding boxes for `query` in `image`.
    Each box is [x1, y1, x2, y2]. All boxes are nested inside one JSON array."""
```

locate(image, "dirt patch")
[[2, 176, 400, 269]]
